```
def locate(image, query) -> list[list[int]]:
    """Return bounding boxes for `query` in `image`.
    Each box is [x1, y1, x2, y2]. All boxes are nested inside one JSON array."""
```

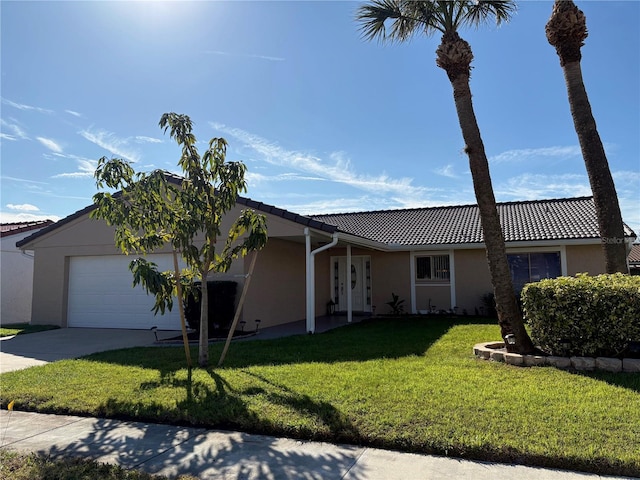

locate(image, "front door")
[[331, 256, 372, 312]]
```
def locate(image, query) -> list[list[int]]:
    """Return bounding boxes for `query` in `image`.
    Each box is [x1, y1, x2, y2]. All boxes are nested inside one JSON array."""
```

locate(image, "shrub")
[[184, 281, 237, 332], [522, 273, 640, 358]]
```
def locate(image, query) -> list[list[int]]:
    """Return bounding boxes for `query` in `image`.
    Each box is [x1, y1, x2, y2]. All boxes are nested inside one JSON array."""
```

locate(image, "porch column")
[[305, 228, 339, 334], [305, 228, 313, 333], [449, 249, 456, 311], [347, 244, 352, 323]]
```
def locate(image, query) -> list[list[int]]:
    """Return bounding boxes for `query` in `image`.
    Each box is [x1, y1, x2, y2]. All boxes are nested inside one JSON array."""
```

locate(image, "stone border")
[[473, 342, 640, 373]]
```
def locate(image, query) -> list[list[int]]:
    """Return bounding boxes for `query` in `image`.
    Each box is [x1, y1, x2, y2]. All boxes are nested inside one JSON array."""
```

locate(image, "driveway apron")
[[0, 328, 179, 373]]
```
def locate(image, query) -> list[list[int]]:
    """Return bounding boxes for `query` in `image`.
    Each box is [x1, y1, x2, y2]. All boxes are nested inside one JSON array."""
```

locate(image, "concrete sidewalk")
[[0, 411, 634, 480]]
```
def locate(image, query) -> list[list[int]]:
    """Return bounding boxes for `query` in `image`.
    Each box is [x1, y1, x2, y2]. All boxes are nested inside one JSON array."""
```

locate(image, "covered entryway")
[[67, 254, 181, 329]]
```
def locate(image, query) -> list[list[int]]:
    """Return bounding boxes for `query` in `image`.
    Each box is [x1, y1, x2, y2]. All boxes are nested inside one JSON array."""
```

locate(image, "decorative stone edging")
[[473, 342, 640, 373]]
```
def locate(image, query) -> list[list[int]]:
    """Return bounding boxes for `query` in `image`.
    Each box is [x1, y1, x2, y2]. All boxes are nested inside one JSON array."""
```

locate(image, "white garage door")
[[68, 254, 181, 329]]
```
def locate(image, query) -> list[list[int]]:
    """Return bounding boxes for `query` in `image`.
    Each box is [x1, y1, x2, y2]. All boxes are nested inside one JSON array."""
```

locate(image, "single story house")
[[16, 196, 636, 333], [1, 220, 54, 324]]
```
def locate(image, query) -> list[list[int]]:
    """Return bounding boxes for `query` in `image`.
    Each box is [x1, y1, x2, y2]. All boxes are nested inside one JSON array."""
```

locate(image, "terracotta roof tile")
[[1, 220, 54, 238], [628, 244, 640, 264]]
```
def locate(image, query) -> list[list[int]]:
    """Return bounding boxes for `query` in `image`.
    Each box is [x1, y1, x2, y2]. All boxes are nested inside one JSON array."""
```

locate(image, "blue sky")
[[1, 1, 639, 236]]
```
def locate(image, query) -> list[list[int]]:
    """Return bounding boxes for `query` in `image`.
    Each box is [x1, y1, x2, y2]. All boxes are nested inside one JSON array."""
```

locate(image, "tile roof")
[[1, 220, 54, 238], [15, 192, 336, 249], [311, 197, 636, 246], [15, 193, 635, 250], [628, 244, 640, 264]]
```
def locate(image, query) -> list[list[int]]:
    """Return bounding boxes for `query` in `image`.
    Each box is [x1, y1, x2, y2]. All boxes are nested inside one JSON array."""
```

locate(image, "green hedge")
[[522, 273, 640, 358]]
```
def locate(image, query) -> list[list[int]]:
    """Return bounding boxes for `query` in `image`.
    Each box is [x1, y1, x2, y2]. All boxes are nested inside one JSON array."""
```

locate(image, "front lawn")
[[0, 323, 59, 337], [1, 317, 638, 476]]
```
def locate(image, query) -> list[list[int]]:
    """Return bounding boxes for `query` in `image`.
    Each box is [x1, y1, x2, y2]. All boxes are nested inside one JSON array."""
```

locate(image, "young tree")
[[546, 0, 628, 273], [357, 0, 535, 353], [91, 113, 268, 367]]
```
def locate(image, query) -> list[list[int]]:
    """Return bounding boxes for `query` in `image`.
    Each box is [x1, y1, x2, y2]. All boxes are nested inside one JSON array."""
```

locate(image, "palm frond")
[[356, 0, 406, 42], [463, 0, 517, 29]]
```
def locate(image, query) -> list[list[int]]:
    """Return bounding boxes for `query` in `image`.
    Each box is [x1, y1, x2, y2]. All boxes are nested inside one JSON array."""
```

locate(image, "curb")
[[473, 342, 640, 373]]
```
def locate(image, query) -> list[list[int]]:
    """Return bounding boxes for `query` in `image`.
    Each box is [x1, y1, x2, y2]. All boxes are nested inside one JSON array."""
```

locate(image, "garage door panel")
[[68, 255, 181, 329]]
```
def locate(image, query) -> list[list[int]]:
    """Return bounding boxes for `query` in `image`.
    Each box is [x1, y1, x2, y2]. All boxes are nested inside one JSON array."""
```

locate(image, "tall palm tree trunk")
[[440, 33, 535, 353], [546, 0, 628, 274]]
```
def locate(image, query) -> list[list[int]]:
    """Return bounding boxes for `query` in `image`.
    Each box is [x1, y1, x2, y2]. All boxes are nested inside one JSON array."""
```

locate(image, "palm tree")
[[356, 0, 535, 353], [546, 0, 628, 274]]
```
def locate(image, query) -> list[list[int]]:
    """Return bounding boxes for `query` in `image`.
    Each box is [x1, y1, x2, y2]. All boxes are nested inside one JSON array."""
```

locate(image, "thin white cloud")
[[1, 97, 53, 114], [490, 145, 581, 164], [65, 109, 82, 117], [211, 123, 428, 201], [0, 133, 18, 141], [204, 50, 285, 62], [52, 159, 97, 179], [245, 171, 326, 185], [1, 118, 29, 140], [79, 128, 140, 162], [0, 211, 61, 223], [496, 173, 593, 200], [36, 137, 63, 153], [434, 164, 458, 178], [6, 203, 40, 212], [134, 135, 163, 144], [612, 170, 640, 186], [0, 175, 49, 185]]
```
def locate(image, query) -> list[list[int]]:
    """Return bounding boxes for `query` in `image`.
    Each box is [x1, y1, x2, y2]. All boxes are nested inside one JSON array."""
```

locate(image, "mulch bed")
[[158, 329, 257, 344]]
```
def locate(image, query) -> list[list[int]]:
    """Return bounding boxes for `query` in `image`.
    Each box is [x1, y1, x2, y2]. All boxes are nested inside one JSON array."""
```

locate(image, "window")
[[507, 252, 561, 293], [416, 255, 450, 281]]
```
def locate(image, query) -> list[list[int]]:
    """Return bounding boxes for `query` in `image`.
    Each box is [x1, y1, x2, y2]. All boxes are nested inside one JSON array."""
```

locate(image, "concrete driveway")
[[0, 328, 181, 374]]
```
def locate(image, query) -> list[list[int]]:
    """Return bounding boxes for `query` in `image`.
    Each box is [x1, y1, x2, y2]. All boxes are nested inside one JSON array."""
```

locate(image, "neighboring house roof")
[[1, 220, 54, 238], [311, 197, 636, 246], [16, 195, 636, 249], [628, 244, 640, 266]]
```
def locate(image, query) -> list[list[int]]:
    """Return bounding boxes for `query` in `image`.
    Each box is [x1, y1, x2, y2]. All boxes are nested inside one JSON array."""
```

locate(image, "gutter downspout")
[[346, 244, 352, 323], [305, 228, 339, 333]]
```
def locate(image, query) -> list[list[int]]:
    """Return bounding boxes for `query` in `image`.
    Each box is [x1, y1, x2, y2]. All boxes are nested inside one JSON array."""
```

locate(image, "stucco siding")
[[242, 238, 307, 329], [453, 249, 493, 316], [566, 244, 606, 275], [415, 285, 451, 313], [370, 251, 411, 315], [1, 230, 42, 324]]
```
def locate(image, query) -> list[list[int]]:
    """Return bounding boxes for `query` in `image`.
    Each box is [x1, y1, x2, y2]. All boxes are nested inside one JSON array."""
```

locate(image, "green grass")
[[0, 323, 59, 337], [0, 450, 197, 480], [1, 317, 639, 476]]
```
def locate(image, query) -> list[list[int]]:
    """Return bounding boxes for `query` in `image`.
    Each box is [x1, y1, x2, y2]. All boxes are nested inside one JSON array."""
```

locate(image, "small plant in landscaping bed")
[[385, 293, 405, 315]]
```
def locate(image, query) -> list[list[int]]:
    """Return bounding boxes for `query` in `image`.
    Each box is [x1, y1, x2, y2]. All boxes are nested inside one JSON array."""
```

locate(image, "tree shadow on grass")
[[213, 316, 470, 369], [84, 317, 491, 370], [20, 366, 369, 479], [573, 369, 640, 393], [238, 370, 361, 444]]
